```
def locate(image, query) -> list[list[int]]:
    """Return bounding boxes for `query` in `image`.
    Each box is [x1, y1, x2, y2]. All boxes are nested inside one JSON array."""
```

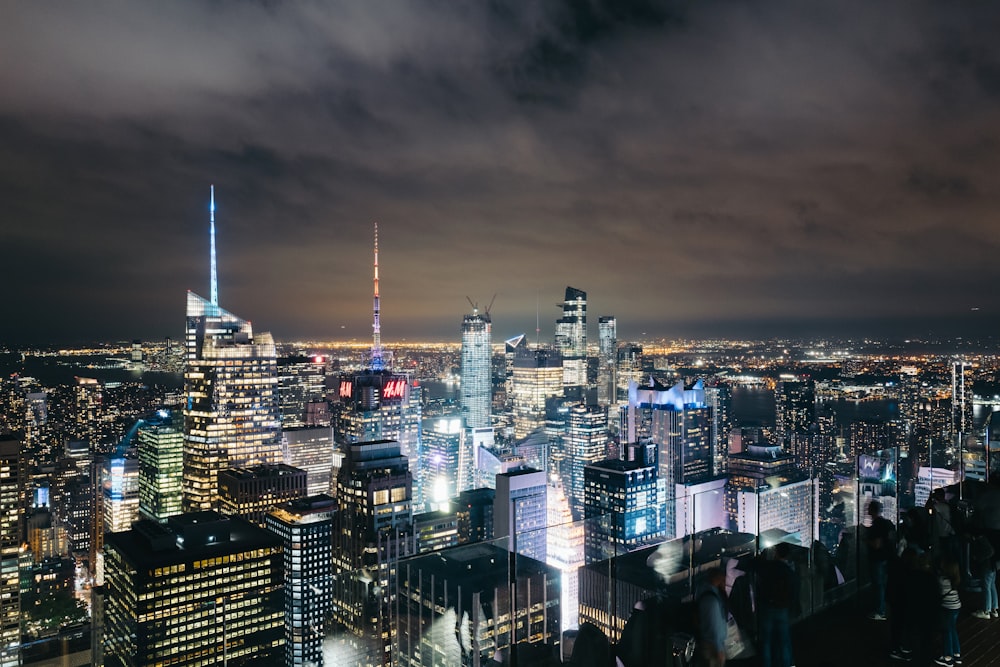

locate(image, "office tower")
[[626, 378, 713, 538], [583, 458, 662, 563], [137, 410, 184, 523], [277, 354, 328, 428], [0, 440, 21, 667], [460, 302, 492, 430], [727, 445, 815, 543], [421, 417, 465, 507], [546, 480, 583, 632], [396, 542, 561, 667], [27, 508, 67, 562], [952, 360, 972, 443], [555, 286, 587, 393], [412, 509, 460, 554], [494, 466, 547, 562], [511, 347, 563, 440], [565, 404, 609, 520], [617, 343, 644, 394], [597, 316, 617, 406], [455, 487, 494, 544], [503, 334, 526, 415], [332, 439, 413, 666], [704, 381, 732, 476], [100, 455, 140, 534], [102, 512, 284, 667], [183, 189, 281, 512], [282, 425, 335, 495], [333, 227, 421, 496], [217, 463, 308, 526], [774, 378, 816, 447], [265, 495, 335, 667]]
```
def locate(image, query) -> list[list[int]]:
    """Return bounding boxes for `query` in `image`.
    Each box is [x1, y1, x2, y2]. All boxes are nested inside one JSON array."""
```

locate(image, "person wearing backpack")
[[696, 568, 729, 667]]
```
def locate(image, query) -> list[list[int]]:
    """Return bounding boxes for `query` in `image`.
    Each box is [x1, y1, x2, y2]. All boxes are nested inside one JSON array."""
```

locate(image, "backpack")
[[971, 534, 995, 563]]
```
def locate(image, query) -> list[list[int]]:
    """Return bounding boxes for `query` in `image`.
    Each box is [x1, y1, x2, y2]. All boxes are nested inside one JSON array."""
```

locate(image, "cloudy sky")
[[2, 1, 999, 345]]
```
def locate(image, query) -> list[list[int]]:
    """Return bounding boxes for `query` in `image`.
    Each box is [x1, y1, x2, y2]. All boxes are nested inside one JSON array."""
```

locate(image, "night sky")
[[3, 1, 1000, 345]]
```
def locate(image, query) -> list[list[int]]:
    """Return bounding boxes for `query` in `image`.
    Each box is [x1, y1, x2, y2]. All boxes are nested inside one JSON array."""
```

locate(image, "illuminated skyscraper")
[[583, 457, 662, 563], [627, 378, 713, 537], [511, 347, 563, 440], [102, 513, 284, 667], [951, 360, 972, 443], [0, 440, 23, 667], [332, 225, 421, 502], [460, 303, 492, 430], [555, 287, 587, 393], [597, 316, 617, 406], [277, 354, 328, 428], [775, 378, 816, 448], [182, 188, 281, 512], [704, 382, 733, 476], [137, 410, 184, 523], [332, 439, 413, 666], [265, 495, 335, 667], [565, 403, 608, 520], [495, 466, 547, 562], [100, 455, 140, 534]]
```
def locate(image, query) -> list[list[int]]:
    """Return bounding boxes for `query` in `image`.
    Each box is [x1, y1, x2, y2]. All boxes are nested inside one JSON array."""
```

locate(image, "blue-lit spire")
[[371, 222, 384, 371], [210, 185, 219, 307]]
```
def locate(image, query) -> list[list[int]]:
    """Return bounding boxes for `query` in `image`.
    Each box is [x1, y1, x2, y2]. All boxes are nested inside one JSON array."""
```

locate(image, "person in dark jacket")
[[757, 542, 796, 667], [866, 500, 895, 620], [697, 568, 729, 667]]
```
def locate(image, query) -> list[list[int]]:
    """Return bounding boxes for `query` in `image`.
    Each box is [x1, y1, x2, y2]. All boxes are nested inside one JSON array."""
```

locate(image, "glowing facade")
[[511, 348, 563, 440], [102, 513, 284, 667], [0, 440, 22, 667], [101, 455, 140, 534], [554, 287, 587, 391], [137, 411, 184, 523], [597, 315, 617, 406], [460, 306, 492, 430]]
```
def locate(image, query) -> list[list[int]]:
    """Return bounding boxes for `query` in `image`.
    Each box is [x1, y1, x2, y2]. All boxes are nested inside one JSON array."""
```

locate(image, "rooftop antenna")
[[209, 185, 218, 307], [535, 290, 540, 349], [371, 222, 384, 371]]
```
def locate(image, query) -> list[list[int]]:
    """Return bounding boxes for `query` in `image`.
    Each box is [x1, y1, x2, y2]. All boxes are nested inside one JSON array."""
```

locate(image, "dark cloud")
[[1, 0, 1000, 345]]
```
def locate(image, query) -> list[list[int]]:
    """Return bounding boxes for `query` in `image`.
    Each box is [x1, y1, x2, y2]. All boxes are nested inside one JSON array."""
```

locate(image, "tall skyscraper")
[[137, 410, 184, 523], [0, 440, 23, 667], [332, 439, 413, 666], [102, 512, 284, 667], [627, 378, 713, 537], [265, 495, 335, 667], [282, 425, 335, 495], [460, 302, 492, 430], [332, 225, 421, 487], [565, 403, 609, 520], [100, 455, 140, 534], [597, 316, 617, 406], [511, 347, 563, 440], [494, 466, 547, 562], [583, 457, 662, 563], [277, 354, 328, 428], [555, 287, 587, 393], [727, 445, 815, 544], [704, 382, 733, 476], [183, 187, 281, 512], [951, 360, 972, 444], [775, 378, 816, 448]]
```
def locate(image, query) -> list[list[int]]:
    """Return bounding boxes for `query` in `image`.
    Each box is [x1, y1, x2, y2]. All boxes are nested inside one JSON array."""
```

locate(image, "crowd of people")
[[873, 479, 1000, 667]]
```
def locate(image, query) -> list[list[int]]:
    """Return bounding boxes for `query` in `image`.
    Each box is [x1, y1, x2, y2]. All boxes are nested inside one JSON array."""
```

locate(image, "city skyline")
[[3, 2, 1000, 344]]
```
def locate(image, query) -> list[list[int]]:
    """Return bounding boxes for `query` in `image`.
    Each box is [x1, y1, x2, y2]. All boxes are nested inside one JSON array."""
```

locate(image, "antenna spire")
[[371, 222, 384, 371], [209, 185, 218, 307]]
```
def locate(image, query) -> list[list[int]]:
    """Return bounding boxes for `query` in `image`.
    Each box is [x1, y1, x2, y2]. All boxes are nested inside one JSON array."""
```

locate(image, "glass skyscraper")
[[460, 306, 492, 430], [182, 291, 281, 512], [555, 286, 587, 391]]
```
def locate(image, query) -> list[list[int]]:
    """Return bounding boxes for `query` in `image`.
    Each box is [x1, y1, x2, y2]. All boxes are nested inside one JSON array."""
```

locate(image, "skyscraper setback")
[[182, 188, 281, 512]]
